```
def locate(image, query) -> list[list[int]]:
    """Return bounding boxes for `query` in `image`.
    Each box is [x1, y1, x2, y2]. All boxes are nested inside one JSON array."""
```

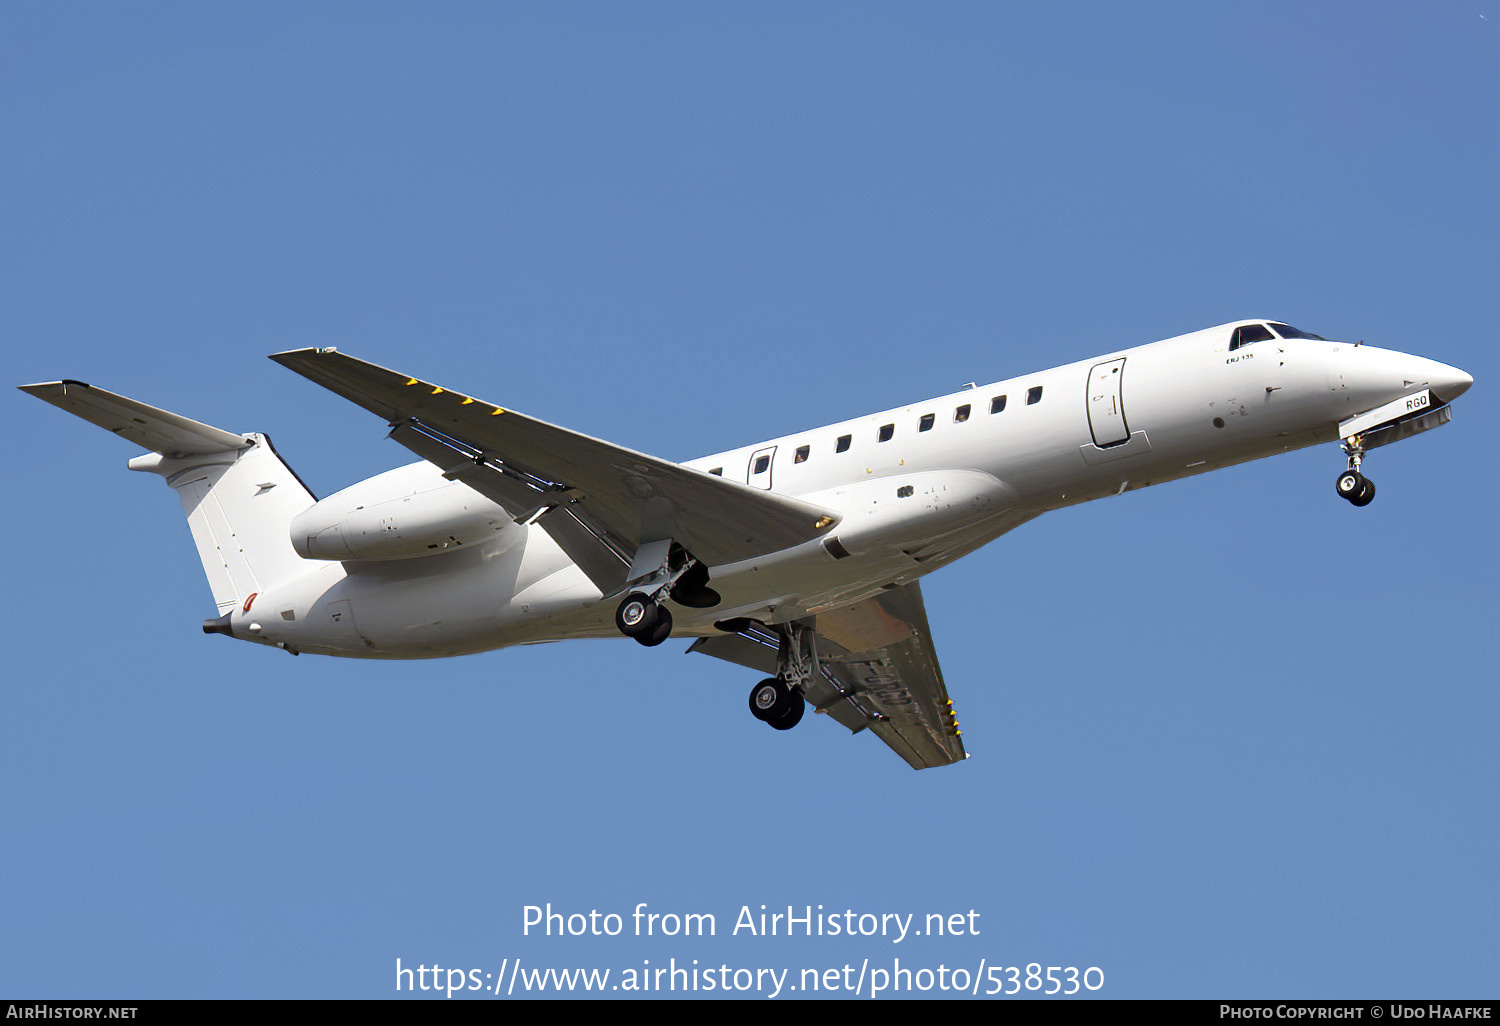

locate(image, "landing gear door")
[[748, 446, 777, 490], [1086, 358, 1130, 447]]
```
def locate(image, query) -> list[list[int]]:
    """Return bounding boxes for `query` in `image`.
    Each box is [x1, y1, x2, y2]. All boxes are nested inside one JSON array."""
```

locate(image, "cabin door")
[[1086, 358, 1130, 447]]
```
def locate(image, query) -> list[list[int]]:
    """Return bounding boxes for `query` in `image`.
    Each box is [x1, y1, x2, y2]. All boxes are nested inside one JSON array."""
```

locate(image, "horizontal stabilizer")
[[18, 380, 249, 457]]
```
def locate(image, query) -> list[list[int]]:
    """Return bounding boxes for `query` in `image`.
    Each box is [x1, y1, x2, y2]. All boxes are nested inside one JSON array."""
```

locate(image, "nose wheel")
[[1336, 438, 1376, 507], [1335, 469, 1375, 506]]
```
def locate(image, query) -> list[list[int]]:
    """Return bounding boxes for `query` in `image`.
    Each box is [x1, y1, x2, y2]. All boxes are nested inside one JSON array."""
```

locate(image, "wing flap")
[[269, 349, 840, 571]]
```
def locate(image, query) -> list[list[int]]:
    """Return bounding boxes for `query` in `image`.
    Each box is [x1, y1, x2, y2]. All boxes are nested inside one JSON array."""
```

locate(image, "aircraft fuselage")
[[219, 321, 1472, 659]]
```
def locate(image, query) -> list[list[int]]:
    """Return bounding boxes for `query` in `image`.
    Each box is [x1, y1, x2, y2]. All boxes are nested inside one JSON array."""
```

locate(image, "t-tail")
[[18, 380, 317, 625]]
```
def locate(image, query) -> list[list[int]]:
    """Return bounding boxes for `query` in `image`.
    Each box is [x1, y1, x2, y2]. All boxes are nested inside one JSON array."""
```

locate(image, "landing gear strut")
[[1336, 437, 1376, 507], [741, 621, 815, 732]]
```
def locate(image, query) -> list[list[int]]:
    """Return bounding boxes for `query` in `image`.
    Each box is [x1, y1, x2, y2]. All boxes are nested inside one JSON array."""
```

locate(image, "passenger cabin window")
[[919, 413, 935, 432], [990, 395, 1007, 414], [1027, 386, 1043, 405], [709, 467, 723, 476], [1229, 323, 1276, 350], [1267, 322, 1327, 341], [794, 445, 809, 463], [954, 404, 971, 423], [753, 455, 770, 475], [878, 423, 895, 442], [836, 434, 852, 453]]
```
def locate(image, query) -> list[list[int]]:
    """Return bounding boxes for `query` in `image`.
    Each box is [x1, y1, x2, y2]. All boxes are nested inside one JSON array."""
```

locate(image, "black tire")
[[748, 678, 788, 721], [615, 592, 658, 638], [635, 607, 674, 646], [767, 698, 805, 731], [1349, 477, 1376, 507], [1335, 470, 1365, 500]]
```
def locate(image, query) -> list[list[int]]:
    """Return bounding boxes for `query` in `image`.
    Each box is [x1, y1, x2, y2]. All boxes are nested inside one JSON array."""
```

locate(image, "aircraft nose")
[[1392, 352, 1476, 402], [1417, 358, 1473, 404]]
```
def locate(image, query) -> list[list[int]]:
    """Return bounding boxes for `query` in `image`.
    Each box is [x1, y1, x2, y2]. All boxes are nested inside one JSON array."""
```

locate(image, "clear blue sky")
[[3, 1, 1495, 1000]]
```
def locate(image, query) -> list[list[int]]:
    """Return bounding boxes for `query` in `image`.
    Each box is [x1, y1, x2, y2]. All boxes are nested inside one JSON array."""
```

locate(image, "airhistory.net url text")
[[395, 957, 1104, 998]]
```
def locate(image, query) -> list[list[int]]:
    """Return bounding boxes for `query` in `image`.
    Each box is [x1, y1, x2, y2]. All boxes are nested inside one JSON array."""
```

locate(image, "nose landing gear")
[[1335, 469, 1375, 506], [1336, 437, 1376, 507]]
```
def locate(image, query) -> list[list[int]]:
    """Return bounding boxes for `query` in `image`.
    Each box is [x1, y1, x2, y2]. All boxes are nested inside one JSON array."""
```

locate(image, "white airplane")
[[21, 320, 1472, 769]]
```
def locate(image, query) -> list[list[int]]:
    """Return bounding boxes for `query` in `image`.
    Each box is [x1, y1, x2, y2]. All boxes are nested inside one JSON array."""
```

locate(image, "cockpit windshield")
[[1229, 323, 1274, 350], [1267, 322, 1327, 341], [1230, 321, 1328, 350]]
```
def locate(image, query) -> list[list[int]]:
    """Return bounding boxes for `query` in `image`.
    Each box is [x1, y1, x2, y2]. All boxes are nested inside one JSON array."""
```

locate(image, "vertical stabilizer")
[[129, 436, 317, 613]]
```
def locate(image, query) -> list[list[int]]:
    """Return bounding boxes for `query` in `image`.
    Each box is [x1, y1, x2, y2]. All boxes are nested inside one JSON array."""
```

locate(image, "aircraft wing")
[[688, 581, 968, 769], [269, 349, 840, 593]]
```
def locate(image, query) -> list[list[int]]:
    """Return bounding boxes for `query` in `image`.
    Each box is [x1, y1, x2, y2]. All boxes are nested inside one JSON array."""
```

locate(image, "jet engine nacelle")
[[290, 462, 521, 561]]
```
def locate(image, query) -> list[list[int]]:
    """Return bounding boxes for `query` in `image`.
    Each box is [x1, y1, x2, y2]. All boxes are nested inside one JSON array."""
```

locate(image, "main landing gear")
[[615, 591, 673, 647], [749, 678, 804, 730], [743, 621, 814, 732], [613, 543, 720, 648], [1335, 436, 1376, 507]]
